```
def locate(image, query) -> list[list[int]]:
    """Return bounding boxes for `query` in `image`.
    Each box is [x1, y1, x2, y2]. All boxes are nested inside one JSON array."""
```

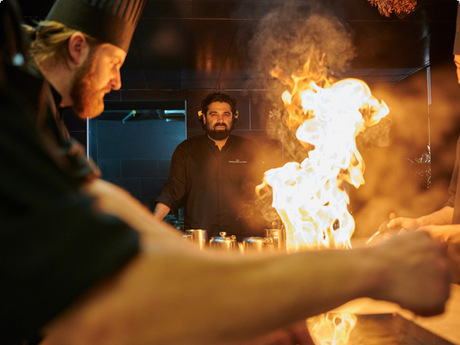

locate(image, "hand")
[[418, 224, 460, 284], [233, 321, 314, 345], [371, 231, 450, 316], [386, 212, 421, 231]]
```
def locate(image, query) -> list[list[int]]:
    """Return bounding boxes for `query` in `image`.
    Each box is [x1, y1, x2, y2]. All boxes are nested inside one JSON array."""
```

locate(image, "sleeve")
[[155, 143, 187, 211], [446, 136, 460, 207], [0, 93, 139, 344]]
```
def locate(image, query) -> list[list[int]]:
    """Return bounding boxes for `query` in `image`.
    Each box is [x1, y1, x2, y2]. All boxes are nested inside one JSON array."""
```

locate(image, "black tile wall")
[[66, 91, 285, 211], [88, 116, 186, 211]]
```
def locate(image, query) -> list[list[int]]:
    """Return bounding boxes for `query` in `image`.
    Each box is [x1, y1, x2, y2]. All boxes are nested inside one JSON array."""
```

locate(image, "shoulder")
[[229, 135, 258, 151], [173, 134, 207, 154], [177, 134, 207, 148], [230, 134, 256, 145]]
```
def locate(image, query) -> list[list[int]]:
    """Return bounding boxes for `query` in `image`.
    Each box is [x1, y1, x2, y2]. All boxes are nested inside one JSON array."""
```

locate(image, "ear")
[[67, 32, 88, 66], [198, 110, 207, 124]]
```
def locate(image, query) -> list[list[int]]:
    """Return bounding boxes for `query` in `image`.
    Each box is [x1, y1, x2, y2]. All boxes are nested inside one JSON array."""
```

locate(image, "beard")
[[206, 123, 232, 140], [70, 51, 105, 119]]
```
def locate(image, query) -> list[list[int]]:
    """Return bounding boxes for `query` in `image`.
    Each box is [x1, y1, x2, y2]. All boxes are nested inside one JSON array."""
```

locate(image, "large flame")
[[261, 64, 390, 344], [263, 77, 389, 251]]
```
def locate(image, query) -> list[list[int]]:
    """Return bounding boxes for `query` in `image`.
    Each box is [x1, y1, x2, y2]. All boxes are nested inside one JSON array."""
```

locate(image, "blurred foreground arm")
[[418, 224, 460, 284], [41, 221, 450, 345]]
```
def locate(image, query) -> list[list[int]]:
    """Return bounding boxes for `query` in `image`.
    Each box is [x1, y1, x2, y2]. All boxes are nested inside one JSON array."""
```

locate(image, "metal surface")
[[209, 232, 238, 251], [242, 236, 268, 252], [348, 314, 454, 345], [183, 229, 207, 250]]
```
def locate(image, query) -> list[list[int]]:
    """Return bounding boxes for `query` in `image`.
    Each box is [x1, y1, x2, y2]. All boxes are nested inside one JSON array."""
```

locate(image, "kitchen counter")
[[331, 284, 460, 344]]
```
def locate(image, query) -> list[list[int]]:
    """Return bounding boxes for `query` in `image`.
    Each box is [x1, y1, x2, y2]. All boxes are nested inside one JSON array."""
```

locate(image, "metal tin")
[[183, 229, 207, 250], [265, 228, 286, 252], [242, 237, 268, 253], [209, 232, 237, 251]]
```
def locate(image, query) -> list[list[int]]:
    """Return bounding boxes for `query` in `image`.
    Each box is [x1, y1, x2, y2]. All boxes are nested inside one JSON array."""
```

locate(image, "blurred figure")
[[388, 3, 460, 283], [388, 135, 460, 283], [154, 92, 266, 240]]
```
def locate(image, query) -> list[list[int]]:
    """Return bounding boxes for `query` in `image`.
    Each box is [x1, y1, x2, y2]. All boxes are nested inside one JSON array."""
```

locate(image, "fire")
[[261, 63, 390, 343], [307, 313, 358, 345]]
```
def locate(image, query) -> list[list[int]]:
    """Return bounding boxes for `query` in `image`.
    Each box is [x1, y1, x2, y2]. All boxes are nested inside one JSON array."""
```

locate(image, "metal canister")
[[242, 237, 268, 253], [183, 229, 207, 250], [265, 228, 286, 252], [209, 232, 237, 251]]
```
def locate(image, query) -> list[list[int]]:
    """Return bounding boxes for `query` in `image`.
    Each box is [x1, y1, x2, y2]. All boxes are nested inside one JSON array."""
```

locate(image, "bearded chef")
[[154, 92, 267, 240]]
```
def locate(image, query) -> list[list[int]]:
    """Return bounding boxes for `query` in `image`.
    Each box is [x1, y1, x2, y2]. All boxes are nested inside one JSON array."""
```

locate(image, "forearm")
[[81, 179, 182, 241], [153, 202, 171, 220], [41, 231, 448, 345], [40, 245, 378, 345], [417, 206, 454, 226]]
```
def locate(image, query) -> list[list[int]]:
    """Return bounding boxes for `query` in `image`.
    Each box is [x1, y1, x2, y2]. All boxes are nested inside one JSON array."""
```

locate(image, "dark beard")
[[206, 126, 231, 140]]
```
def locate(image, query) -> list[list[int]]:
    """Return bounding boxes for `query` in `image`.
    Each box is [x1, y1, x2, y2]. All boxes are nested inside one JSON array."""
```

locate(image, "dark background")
[[17, 0, 460, 232]]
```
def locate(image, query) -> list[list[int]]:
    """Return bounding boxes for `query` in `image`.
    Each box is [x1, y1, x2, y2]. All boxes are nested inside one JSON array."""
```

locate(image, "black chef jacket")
[[157, 134, 266, 240], [0, 65, 139, 344]]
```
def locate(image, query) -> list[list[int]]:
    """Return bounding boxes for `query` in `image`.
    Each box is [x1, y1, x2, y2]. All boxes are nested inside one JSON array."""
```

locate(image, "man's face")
[[70, 43, 126, 119], [455, 54, 460, 85], [203, 101, 234, 140]]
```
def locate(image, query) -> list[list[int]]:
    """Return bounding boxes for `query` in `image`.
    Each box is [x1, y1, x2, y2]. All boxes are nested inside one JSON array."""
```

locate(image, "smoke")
[[352, 64, 460, 238], [241, 0, 359, 226], [238, 0, 460, 237], [243, 0, 356, 108]]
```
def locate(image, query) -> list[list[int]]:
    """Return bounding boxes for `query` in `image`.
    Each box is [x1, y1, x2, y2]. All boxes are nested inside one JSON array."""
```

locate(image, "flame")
[[307, 313, 358, 345], [261, 63, 389, 344], [263, 78, 389, 251]]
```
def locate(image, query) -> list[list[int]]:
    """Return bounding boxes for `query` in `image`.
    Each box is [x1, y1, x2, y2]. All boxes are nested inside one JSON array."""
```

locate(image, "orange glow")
[[262, 62, 389, 344], [307, 313, 358, 345], [263, 77, 389, 251]]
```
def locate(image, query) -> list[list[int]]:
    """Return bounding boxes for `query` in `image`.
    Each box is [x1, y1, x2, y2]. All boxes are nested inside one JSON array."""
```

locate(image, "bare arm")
[[153, 202, 171, 221], [417, 223, 460, 284], [388, 206, 454, 231], [40, 226, 450, 345]]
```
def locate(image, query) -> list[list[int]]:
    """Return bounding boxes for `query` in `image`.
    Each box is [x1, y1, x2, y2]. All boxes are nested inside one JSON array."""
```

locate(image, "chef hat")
[[46, 0, 145, 52]]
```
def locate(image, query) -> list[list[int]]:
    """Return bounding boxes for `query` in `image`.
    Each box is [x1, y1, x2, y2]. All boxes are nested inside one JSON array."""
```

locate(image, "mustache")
[[213, 123, 228, 130]]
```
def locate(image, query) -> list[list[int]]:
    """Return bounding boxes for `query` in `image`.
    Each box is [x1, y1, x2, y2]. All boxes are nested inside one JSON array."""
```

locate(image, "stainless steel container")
[[209, 232, 237, 251], [183, 229, 207, 250], [265, 228, 286, 252], [242, 237, 268, 253]]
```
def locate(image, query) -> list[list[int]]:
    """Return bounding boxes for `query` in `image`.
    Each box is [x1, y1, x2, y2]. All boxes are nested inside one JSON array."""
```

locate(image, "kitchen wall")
[[71, 91, 283, 213]]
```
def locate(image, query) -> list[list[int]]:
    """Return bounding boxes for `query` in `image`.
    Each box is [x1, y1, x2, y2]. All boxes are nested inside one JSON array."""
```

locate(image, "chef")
[[154, 92, 267, 240]]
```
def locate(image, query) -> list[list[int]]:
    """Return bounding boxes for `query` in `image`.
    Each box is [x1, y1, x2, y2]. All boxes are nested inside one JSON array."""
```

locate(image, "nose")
[[111, 69, 122, 90]]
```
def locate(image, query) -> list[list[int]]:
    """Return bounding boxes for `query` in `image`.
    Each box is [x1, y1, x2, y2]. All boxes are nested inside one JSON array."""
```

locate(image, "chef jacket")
[[0, 64, 139, 344], [156, 134, 266, 240]]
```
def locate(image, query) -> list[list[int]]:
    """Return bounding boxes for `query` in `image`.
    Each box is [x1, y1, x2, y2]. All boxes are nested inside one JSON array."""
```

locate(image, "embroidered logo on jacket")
[[229, 159, 247, 164]]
